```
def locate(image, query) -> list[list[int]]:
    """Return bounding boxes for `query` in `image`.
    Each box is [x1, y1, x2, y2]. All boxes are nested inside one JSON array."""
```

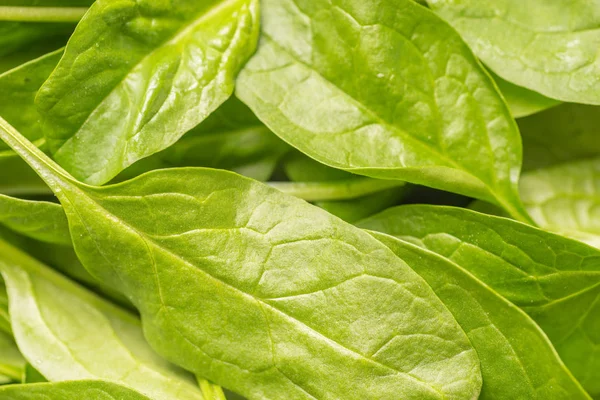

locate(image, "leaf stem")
[[269, 178, 405, 202], [0, 6, 87, 23], [197, 378, 227, 400]]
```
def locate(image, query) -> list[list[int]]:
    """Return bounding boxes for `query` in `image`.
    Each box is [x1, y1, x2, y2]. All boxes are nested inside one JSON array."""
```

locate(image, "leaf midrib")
[[63, 183, 448, 399]]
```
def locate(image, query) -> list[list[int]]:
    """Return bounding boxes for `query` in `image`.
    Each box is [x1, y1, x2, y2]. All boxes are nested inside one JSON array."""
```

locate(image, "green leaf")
[[21, 364, 46, 384], [358, 205, 600, 397], [282, 152, 409, 222], [117, 98, 291, 183], [0, 195, 71, 246], [35, 0, 260, 185], [0, 49, 62, 151], [426, 0, 600, 104], [490, 71, 560, 118], [0, 280, 10, 335], [0, 330, 24, 384], [518, 104, 600, 171], [520, 157, 600, 248], [0, 118, 482, 400], [365, 230, 591, 399], [0, 238, 206, 400], [0, 380, 152, 400], [236, 0, 530, 222]]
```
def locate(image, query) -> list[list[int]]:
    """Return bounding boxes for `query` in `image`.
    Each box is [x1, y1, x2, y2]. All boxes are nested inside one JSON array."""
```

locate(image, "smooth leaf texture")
[[117, 98, 290, 183], [366, 231, 591, 399], [0, 280, 10, 334], [0, 119, 483, 400], [518, 104, 600, 171], [520, 157, 600, 248], [359, 205, 600, 396], [491, 71, 560, 118], [0, 49, 62, 151], [0, 238, 205, 400], [283, 152, 409, 222], [427, 0, 600, 104], [35, 0, 260, 185], [237, 0, 530, 222], [0, 195, 70, 246], [0, 380, 151, 400], [0, 331, 24, 384]]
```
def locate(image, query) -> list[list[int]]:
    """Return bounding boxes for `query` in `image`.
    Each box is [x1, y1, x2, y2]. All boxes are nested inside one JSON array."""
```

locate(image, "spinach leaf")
[[237, 0, 531, 222], [22, 364, 46, 384], [0, 331, 24, 384], [358, 205, 600, 397], [282, 152, 410, 222], [0, 280, 10, 334], [518, 104, 600, 171], [491, 71, 560, 118], [366, 230, 591, 399], [0, 153, 49, 196], [0, 380, 151, 399], [0, 118, 482, 400], [35, 0, 260, 185], [117, 98, 290, 183], [0, 195, 70, 246], [0, 49, 62, 151], [0, 238, 206, 400], [520, 157, 600, 248], [426, 0, 600, 104]]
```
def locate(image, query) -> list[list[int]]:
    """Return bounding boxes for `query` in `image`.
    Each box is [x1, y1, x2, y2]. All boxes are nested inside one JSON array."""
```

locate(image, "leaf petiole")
[[0, 6, 88, 23]]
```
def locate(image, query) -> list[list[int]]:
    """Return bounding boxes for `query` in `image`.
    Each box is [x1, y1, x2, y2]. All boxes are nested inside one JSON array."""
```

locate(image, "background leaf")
[[237, 0, 529, 222], [36, 0, 260, 185]]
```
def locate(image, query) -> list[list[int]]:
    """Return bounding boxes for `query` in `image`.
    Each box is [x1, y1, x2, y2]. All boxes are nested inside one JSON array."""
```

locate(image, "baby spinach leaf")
[[427, 0, 600, 104], [0, 238, 206, 400], [366, 230, 592, 400], [0, 280, 10, 334], [0, 49, 62, 151], [269, 179, 405, 202], [0, 153, 49, 196], [117, 98, 290, 183], [21, 364, 46, 384], [0, 195, 70, 246], [359, 205, 600, 397], [520, 157, 600, 248], [35, 0, 260, 185], [518, 104, 600, 171], [491, 71, 560, 118], [237, 0, 530, 222], [0, 118, 482, 400], [0, 380, 152, 400]]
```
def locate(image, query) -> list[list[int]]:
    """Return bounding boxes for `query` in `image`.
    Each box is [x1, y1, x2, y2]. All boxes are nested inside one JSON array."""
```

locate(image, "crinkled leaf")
[[359, 205, 600, 396], [365, 230, 591, 400], [0, 238, 205, 400], [0, 118, 482, 400], [427, 0, 600, 104], [36, 0, 260, 185], [237, 0, 530, 222], [0, 380, 151, 400]]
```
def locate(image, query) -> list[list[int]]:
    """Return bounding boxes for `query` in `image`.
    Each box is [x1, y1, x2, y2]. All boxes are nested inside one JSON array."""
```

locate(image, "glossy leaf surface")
[[36, 0, 260, 185], [237, 0, 529, 221], [359, 205, 600, 396], [0, 118, 483, 400]]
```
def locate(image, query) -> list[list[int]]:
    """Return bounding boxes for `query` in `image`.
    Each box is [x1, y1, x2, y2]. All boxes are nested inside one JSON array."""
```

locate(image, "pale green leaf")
[[427, 0, 600, 104], [491, 71, 560, 118], [365, 230, 591, 399], [0, 117, 482, 400], [237, 0, 530, 222], [359, 205, 600, 397], [0, 238, 205, 400], [0, 331, 24, 383], [0, 380, 151, 400], [36, 0, 260, 185]]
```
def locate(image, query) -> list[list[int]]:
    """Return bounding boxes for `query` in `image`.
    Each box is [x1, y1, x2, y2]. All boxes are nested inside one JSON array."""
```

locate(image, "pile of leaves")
[[1, 0, 600, 399]]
